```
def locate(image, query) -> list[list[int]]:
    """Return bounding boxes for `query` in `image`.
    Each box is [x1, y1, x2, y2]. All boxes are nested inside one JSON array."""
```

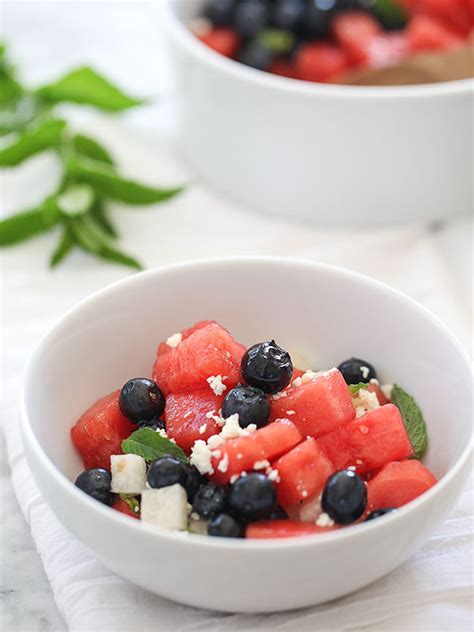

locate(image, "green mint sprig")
[[391, 384, 428, 459], [0, 44, 184, 270], [121, 427, 190, 464]]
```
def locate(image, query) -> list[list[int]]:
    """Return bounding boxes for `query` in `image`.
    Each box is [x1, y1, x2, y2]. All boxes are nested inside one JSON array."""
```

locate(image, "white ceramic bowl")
[[161, 0, 473, 225], [21, 257, 472, 613]]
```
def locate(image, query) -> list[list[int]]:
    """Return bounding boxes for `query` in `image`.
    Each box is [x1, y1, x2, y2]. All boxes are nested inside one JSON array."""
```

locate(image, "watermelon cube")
[[317, 404, 413, 474], [295, 42, 350, 83], [367, 459, 437, 509], [269, 369, 356, 439], [407, 14, 464, 52], [332, 11, 382, 65], [272, 438, 335, 507], [198, 27, 240, 58], [153, 321, 245, 395], [210, 419, 302, 485], [71, 391, 135, 469], [165, 388, 224, 454], [246, 520, 338, 539]]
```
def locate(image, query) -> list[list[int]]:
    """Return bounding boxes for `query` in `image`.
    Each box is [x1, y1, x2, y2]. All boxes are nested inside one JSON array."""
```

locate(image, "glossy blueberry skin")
[[239, 40, 275, 71], [75, 468, 114, 506], [322, 470, 367, 524], [229, 473, 277, 521], [137, 417, 165, 432], [147, 456, 187, 489], [183, 466, 206, 503], [365, 508, 396, 521], [119, 378, 165, 423], [235, 0, 271, 39], [337, 358, 377, 384], [222, 384, 270, 429], [272, 0, 305, 31], [208, 513, 244, 538], [192, 482, 228, 519], [302, 0, 335, 38], [241, 340, 293, 394], [203, 0, 236, 26]]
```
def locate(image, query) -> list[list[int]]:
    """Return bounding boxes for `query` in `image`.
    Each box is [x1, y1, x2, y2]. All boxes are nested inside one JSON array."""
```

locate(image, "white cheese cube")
[[140, 484, 188, 531], [110, 454, 146, 494]]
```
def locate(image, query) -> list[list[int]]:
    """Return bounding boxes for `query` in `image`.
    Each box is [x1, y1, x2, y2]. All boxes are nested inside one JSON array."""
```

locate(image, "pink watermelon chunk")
[[269, 369, 356, 438], [153, 321, 245, 395], [367, 460, 437, 509], [317, 404, 413, 474], [165, 388, 224, 454]]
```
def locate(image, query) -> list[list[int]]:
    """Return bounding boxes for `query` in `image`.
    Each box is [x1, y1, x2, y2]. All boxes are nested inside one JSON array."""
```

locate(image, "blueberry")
[[119, 378, 165, 423], [183, 466, 206, 502], [222, 384, 270, 429], [192, 482, 227, 519], [239, 40, 275, 71], [235, 0, 271, 39], [322, 470, 367, 524], [241, 340, 293, 394], [208, 513, 243, 537], [268, 504, 289, 520], [302, 0, 335, 39], [203, 0, 236, 26], [75, 468, 114, 506], [147, 456, 187, 489], [366, 508, 396, 521], [137, 417, 165, 431], [337, 358, 377, 384], [272, 0, 305, 31], [229, 473, 277, 521]]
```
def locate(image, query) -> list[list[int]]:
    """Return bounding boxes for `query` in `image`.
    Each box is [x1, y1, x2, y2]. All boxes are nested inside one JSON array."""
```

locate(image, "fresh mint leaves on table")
[[391, 384, 428, 459], [121, 427, 190, 464], [0, 44, 183, 270]]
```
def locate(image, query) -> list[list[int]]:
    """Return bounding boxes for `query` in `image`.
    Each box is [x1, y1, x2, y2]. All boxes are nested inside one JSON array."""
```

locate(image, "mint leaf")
[[49, 226, 75, 268], [121, 428, 189, 464], [72, 133, 114, 165], [0, 197, 60, 246], [57, 184, 95, 216], [90, 198, 118, 238], [37, 67, 143, 112], [0, 118, 65, 166], [372, 0, 408, 30], [69, 215, 142, 270], [67, 156, 184, 205], [348, 383, 370, 396], [119, 494, 140, 515], [391, 384, 428, 459], [258, 29, 295, 55]]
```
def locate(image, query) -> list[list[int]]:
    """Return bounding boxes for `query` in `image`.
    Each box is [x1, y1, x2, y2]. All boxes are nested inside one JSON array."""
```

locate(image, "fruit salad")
[[192, 0, 473, 83], [71, 320, 437, 539]]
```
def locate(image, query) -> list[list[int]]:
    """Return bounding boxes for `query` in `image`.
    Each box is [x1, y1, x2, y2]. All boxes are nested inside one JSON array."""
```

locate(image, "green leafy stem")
[[0, 44, 184, 270]]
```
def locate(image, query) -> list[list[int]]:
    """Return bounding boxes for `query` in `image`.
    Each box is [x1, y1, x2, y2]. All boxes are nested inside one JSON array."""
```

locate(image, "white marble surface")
[[1, 3, 472, 632]]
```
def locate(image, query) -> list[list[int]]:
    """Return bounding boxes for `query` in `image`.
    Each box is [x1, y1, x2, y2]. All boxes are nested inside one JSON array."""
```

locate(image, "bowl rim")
[[20, 256, 474, 550], [161, 0, 474, 100]]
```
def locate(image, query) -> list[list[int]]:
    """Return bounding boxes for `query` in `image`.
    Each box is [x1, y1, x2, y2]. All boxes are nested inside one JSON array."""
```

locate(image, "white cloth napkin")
[[2, 3, 473, 630]]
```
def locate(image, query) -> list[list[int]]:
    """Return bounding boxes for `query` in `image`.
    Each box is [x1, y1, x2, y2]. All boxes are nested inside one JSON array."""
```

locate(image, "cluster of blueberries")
[[75, 339, 391, 537], [202, 0, 407, 71]]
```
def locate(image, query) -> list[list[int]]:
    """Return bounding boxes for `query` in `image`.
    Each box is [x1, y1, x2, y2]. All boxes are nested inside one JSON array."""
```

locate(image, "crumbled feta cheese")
[[205, 410, 216, 419], [359, 366, 370, 380], [266, 467, 280, 483], [217, 453, 229, 473], [207, 434, 224, 449], [292, 377, 303, 388], [356, 459, 363, 465], [246, 423, 257, 433], [381, 383, 394, 400], [183, 411, 192, 419], [141, 484, 188, 531], [166, 332, 182, 348], [211, 450, 222, 459], [286, 410, 296, 416], [302, 490, 308, 498], [190, 511, 200, 521], [355, 389, 380, 418], [207, 374, 227, 396], [190, 440, 214, 475], [230, 474, 239, 484], [299, 495, 321, 522], [253, 460, 270, 470], [219, 414, 243, 439], [347, 465, 356, 471], [199, 423, 207, 435], [370, 378, 379, 385], [316, 512, 335, 528], [359, 424, 369, 435], [157, 428, 169, 438], [110, 454, 147, 494], [301, 370, 320, 384], [272, 391, 288, 400], [237, 453, 243, 460]]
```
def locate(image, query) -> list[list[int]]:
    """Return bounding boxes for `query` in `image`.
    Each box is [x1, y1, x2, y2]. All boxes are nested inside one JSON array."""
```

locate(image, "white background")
[[1, 2, 472, 631]]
